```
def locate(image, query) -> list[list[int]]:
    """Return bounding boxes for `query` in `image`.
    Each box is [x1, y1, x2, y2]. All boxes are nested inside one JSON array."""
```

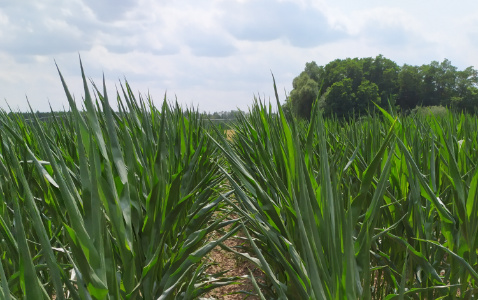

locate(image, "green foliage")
[[2, 62, 478, 299], [322, 78, 354, 117], [290, 55, 399, 118], [213, 85, 478, 298], [322, 78, 381, 118], [0, 63, 239, 299], [356, 79, 381, 111], [289, 72, 319, 119], [397, 64, 422, 109], [411, 105, 449, 118], [450, 88, 478, 113], [304, 61, 323, 82], [290, 55, 478, 118]]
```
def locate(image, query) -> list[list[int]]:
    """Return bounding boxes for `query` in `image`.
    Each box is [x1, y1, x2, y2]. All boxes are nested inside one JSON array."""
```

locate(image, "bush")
[[411, 105, 448, 118]]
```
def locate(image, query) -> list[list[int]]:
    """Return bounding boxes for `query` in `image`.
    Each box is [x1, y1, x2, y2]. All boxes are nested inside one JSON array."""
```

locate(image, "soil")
[[203, 215, 264, 300], [225, 130, 235, 141]]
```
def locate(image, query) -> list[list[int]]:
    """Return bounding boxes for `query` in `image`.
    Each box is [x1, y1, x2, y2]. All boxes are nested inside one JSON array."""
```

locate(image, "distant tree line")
[[7, 110, 243, 125], [6, 111, 71, 122], [202, 110, 241, 121], [201, 110, 242, 127], [286, 55, 478, 119]]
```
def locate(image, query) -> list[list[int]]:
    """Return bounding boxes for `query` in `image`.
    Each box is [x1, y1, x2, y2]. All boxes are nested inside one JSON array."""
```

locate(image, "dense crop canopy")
[[1, 66, 478, 299], [213, 81, 478, 299], [0, 62, 239, 299]]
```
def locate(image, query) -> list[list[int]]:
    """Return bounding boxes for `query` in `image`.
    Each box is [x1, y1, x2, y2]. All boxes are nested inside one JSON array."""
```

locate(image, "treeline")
[[286, 55, 478, 119], [6, 111, 71, 122], [201, 110, 241, 121], [199, 110, 244, 128], [6, 109, 242, 127]]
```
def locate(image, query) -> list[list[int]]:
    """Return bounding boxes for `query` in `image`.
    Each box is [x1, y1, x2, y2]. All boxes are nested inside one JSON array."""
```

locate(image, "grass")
[[1, 64, 478, 299]]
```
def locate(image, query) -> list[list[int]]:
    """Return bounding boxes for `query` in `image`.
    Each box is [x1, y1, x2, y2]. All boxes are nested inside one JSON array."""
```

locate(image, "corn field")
[[1, 65, 478, 299]]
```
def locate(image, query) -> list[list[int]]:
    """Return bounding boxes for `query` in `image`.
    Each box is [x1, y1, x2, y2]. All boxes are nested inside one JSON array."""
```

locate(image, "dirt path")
[[203, 130, 264, 299], [203, 204, 264, 299]]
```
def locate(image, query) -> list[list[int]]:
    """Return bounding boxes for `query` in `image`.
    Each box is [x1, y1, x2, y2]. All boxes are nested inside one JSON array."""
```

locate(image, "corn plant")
[[213, 80, 478, 299], [0, 61, 239, 299], [1, 64, 478, 299]]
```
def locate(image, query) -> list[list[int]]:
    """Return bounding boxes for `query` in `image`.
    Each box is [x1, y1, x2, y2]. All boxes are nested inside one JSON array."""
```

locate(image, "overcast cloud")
[[1, 0, 478, 112]]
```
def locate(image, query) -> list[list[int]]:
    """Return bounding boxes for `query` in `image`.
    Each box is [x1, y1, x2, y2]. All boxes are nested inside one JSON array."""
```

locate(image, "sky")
[[1, 0, 478, 112]]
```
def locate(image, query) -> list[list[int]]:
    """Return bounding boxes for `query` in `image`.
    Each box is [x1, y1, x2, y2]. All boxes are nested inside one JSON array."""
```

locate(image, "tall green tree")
[[323, 78, 354, 118], [397, 64, 421, 110], [456, 66, 478, 96], [450, 66, 478, 111], [364, 55, 400, 104], [304, 61, 323, 83], [355, 80, 381, 113], [420, 59, 458, 107], [436, 59, 458, 103], [290, 56, 478, 118], [289, 72, 320, 119], [420, 61, 441, 106], [322, 58, 363, 91]]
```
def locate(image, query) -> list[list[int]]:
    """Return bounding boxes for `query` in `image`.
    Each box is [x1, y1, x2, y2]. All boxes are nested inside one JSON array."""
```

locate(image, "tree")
[[450, 67, 478, 112], [289, 56, 478, 118], [304, 61, 323, 83], [455, 66, 478, 96], [289, 72, 319, 119], [323, 78, 354, 118], [450, 87, 478, 112], [420, 59, 458, 107], [419, 61, 441, 106], [355, 80, 380, 113], [367, 55, 400, 104], [322, 58, 363, 92], [397, 65, 421, 110], [436, 59, 457, 104]]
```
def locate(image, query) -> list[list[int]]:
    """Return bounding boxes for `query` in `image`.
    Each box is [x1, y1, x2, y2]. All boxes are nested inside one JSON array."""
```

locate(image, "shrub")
[[411, 105, 448, 118]]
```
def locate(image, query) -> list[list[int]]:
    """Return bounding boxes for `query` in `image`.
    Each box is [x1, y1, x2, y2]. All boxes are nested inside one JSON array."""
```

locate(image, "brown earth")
[[203, 215, 264, 300], [225, 130, 235, 141], [204, 133, 266, 299]]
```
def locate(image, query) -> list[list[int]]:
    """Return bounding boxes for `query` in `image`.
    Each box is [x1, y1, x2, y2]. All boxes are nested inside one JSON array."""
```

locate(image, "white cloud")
[[220, 0, 347, 47], [1, 0, 478, 112], [82, 0, 137, 21]]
